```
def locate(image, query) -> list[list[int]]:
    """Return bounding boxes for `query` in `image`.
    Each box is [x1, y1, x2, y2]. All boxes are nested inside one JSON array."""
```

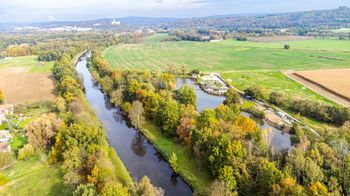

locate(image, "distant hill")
[[168, 6, 350, 30], [1, 6, 349, 32]]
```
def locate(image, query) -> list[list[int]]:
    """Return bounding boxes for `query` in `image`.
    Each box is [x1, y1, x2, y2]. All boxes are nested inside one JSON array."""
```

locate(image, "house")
[[0, 130, 12, 152], [0, 104, 14, 115], [0, 104, 14, 125]]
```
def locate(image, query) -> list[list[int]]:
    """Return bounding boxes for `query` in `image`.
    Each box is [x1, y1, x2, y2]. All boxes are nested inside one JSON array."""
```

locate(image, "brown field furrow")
[[283, 69, 350, 108], [0, 67, 55, 104]]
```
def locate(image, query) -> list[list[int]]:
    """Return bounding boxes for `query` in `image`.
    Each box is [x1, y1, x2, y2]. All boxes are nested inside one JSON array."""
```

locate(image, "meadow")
[[103, 34, 350, 72], [0, 56, 54, 73]]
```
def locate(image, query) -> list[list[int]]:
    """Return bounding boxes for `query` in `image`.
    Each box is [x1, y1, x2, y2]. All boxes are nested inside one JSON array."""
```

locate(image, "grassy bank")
[[140, 121, 212, 195]]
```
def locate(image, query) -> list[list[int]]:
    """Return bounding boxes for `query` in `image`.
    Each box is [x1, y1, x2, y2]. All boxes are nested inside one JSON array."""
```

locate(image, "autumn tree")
[[129, 101, 145, 129], [0, 88, 4, 104], [137, 176, 164, 196], [100, 182, 129, 196], [73, 183, 97, 196], [177, 85, 196, 106], [25, 114, 59, 149], [224, 88, 241, 105]]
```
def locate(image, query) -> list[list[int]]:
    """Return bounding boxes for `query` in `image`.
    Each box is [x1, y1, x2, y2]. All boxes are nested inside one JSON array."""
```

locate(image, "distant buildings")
[[111, 19, 121, 25]]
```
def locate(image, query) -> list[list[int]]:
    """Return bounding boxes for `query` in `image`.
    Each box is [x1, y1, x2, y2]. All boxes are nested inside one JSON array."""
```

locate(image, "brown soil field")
[[0, 67, 55, 104], [284, 69, 350, 108], [249, 36, 313, 42]]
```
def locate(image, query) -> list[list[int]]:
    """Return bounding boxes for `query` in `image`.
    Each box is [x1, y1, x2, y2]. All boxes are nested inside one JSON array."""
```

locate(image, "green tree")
[[177, 85, 196, 106], [25, 114, 57, 149], [100, 182, 129, 196], [157, 100, 180, 136], [218, 166, 237, 191], [244, 85, 267, 101], [169, 153, 178, 173], [73, 183, 97, 196], [224, 88, 241, 105]]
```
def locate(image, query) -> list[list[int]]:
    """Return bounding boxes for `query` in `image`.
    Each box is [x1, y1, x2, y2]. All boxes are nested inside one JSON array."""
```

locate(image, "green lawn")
[[222, 71, 334, 104], [103, 34, 350, 72], [216, 39, 350, 52], [0, 56, 53, 73], [0, 156, 71, 196], [141, 121, 212, 195]]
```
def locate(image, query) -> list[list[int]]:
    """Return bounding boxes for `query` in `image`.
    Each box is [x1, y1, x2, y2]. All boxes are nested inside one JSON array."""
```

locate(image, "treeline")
[[89, 49, 350, 195], [168, 29, 230, 42], [245, 85, 350, 126]]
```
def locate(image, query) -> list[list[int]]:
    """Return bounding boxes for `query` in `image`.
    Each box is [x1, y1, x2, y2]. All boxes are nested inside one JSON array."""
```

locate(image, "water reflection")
[[131, 132, 147, 157], [176, 78, 292, 151]]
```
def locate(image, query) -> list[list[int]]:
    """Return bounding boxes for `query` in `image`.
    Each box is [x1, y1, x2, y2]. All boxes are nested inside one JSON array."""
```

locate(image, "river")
[[76, 55, 192, 196], [176, 78, 292, 151]]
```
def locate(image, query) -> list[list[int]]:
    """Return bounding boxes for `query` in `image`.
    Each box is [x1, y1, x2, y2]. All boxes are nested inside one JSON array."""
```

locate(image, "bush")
[[169, 153, 178, 173], [0, 173, 9, 186], [244, 85, 267, 101], [17, 144, 35, 160], [284, 44, 290, 49], [0, 152, 14, 168]]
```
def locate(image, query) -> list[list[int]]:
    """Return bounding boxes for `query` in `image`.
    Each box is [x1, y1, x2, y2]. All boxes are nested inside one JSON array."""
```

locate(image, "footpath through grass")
[[141, 121, 212, 195]]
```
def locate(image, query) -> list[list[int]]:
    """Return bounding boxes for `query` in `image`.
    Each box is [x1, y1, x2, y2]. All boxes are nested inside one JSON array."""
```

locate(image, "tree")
[[271, 177, 305, 196], [25, 114, 58, 149], [110, 89, 123, 106], [100, 182, 129, 196], [73, 183, 97, 196], [269, 91, 286, 106], [177, 85, 196, 106], [100, 76, 114, 94], [284, 44, 290, 49], [0, 88, 4, 104], [157, 100, 180, 136], [309, 182, 328, 196], [176, 117, 195, 145], [181, 65, 189, 75], [224, 88, 240, 105], [129, 101, 145, 129], [169, 153, 178, 173], [218, 166, 237, 191], [17, 144, 35, 160], [55, 96, 66, 113], [244, 85, 267, 101], [137, 176, 164, 196]]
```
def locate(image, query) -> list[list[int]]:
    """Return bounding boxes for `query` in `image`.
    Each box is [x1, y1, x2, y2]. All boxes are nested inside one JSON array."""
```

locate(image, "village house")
[[0, 104, 14, 125], [0, 130, 12, 152]]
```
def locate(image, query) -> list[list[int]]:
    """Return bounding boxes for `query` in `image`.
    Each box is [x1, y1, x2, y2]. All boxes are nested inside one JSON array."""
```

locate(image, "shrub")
[[17, 144, 35, 160], [0, 152, 14, 168], [244, 85, 267, 101], [0, 173, 9, 186], [284, 44, 290, 49], [169, 153, 178, 173]]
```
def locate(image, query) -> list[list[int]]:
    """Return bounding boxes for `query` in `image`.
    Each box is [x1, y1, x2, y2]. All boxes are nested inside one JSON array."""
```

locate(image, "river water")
[[176, 78, 292, 151], [76, 55, 192, 196]]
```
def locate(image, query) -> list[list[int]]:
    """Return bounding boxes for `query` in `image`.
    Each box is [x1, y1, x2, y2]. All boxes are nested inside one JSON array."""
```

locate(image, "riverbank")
[[140, 121, 212, 195]]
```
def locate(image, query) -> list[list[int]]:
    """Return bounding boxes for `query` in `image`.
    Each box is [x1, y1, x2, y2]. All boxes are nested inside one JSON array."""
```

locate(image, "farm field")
[[0, 56, 55, 104], [221, 71, 335, 104], [285, 69, 350, 107], [103, 34, 350, 72], [217, 38, 350, 52]]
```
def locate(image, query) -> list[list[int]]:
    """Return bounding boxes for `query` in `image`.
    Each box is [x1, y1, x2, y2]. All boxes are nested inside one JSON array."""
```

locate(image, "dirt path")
[[283, 70, 350, 108]]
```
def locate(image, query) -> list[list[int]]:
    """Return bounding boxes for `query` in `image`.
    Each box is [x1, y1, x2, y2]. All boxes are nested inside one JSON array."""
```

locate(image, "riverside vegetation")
[[90, 49, 350, 195]]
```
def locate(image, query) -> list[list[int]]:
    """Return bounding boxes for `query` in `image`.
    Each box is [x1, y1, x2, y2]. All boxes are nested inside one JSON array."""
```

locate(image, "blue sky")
[[0, 0, 349, 22]]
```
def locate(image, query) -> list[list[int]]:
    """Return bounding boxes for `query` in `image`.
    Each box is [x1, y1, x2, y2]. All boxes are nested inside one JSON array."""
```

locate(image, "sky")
[[0, 0, 350, 23]]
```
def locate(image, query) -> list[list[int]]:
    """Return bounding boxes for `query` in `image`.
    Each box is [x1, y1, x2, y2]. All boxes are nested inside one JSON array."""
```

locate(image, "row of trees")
[[244, 85, 350, 126], [89, 50, 350, 195]]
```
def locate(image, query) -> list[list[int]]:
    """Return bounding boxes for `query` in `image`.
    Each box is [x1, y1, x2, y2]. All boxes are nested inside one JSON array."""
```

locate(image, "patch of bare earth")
[[283, 69, 350, 108], [249, 36, 313, 42], [0, 67, 55, 104]]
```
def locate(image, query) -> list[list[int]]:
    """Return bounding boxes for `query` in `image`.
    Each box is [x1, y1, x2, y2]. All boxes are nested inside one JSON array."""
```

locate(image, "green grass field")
[[103, 34, 350, 72], [0, 56, 53, 73], [0, 156, 70, 196], [216, 39, 350, 52], [222, 71, 334, 104]]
